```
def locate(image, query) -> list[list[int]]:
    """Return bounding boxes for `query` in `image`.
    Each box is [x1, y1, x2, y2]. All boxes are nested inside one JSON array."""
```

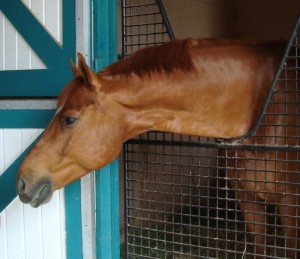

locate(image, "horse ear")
[[77, 53, 100, 89], [70, 58, 81, 78]]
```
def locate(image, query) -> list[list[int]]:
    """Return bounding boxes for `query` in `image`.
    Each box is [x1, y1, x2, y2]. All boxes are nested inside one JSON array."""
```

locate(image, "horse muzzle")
[[17, 176, 53, 208]]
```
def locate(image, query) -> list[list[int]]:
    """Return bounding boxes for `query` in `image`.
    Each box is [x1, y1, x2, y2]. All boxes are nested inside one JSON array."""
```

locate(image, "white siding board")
[[0, 130, 66, 259], [5, 199, 25, 259], [30, 0, 46, 24], [30, 48, 45, 69], [20, 129, 44, 149], [0, 130, 4, 174], [42, 192, 65, 259], [0, 0, 63, 71], [22, 0, 46, 69], [4, 18, 17, 70], [0, 210, 8, 259], [0, 11, 46, 70], [22, 0, 62, 44], [3, 130, 21, 170], [45, 0, 62, 43], [17, 36, 30, 70], [0, 13, 4, 70], [20, 129, 44, 259], [23, 202, 43, 259]]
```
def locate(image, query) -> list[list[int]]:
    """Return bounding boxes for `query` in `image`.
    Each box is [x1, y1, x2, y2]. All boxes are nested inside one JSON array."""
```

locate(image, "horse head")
[[17, 54, 125, 207]]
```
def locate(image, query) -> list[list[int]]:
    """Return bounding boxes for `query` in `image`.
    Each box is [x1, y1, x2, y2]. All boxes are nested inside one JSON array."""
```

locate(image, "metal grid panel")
[[125, 138, 300, 258], [121, 0, 174, 57], [124, 135, 245, 258], [123, 4, 300, 259], [246, 15, 300, 147]]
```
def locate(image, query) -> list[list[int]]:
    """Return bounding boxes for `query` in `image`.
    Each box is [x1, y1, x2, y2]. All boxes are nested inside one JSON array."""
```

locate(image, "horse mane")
[[100, 39, 195, 77]]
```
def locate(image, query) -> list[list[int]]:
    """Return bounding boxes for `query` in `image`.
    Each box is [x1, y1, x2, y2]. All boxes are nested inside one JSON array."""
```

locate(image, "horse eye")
[[62, 117, 78, 127]]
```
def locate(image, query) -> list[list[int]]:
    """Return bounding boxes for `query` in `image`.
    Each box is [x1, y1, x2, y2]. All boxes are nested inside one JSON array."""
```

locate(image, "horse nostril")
[[17, 177, 26, 193]]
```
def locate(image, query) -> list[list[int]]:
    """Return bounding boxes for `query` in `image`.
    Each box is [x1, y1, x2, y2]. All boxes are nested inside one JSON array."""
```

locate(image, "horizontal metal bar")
[[123, 3, 156, 8], [282, 67, 300, 70], [124, 31, 167, 37], [125, 138, 300, 151], [124, 11, 160, 18], [124, 41, 167, 47], [124, 22, 165, 27]]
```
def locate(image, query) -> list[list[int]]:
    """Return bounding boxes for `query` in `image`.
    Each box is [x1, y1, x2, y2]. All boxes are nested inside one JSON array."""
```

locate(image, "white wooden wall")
[[0, 1, 67, 259], [0, 0, 62, 70], [0, 130, 66, 259]]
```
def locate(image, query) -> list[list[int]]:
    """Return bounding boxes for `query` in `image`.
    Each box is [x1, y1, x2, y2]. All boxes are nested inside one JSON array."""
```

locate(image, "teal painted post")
[[65, 180, 83, 259], [93, 0, 118, 68], [95, 160, 120, 259], [93, 0, 120, 258]]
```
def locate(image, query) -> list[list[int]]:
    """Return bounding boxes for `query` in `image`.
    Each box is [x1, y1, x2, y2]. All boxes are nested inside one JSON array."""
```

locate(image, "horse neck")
[[101, 75, 245, 141], [101, 55, 277, 140]]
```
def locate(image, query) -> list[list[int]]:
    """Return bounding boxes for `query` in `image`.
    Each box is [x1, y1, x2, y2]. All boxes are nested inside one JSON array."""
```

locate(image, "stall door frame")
[[0, 0, 82, 258]]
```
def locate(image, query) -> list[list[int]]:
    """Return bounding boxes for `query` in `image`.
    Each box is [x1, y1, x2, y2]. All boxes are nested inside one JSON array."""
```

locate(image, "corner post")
[[93, 0, 120, 258]]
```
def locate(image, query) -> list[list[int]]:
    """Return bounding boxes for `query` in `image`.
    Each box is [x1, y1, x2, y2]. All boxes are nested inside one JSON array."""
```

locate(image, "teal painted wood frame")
[[0, 0, 76, 96], [0, 110, 55, 128], [0, 113, 83, 259], [93, 0, 120, 258], [0, 0, 83, 258]]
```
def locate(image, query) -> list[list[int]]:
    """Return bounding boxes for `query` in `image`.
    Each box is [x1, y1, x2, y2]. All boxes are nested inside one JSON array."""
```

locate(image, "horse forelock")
[[57, 77, 90, 110], [101, 39, 195, 77], [57, 81, 75, 109]]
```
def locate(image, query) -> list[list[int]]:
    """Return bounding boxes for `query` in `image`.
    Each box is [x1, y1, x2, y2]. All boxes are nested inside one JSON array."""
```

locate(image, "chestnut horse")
[[17, 39, 298, 257]]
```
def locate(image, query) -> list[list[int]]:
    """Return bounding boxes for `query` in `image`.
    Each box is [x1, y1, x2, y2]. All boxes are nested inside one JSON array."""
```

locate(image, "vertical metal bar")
[[92, 0, 119, 258], [246, 13, 300, 138], [155, 0, 175, 40], [121, 1, 173, 257], [121, 0, 126, 58], [123, 143, 129, 259]]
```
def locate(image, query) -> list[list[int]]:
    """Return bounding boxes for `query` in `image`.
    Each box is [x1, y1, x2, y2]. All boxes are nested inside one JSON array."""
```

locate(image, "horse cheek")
[[94, 126, 123, 168]]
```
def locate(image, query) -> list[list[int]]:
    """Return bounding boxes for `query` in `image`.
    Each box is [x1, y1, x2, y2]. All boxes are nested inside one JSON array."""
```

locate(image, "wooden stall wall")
[[163, 0, 300, 40], [0, 1, 67, 258], [235, 0, 300, 41], [163, 0, 236, 39], [0, 130, 66, 259]]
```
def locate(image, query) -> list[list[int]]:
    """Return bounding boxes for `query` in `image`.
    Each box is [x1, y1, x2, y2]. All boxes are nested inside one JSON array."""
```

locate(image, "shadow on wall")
[[163, 0, 299, 40]]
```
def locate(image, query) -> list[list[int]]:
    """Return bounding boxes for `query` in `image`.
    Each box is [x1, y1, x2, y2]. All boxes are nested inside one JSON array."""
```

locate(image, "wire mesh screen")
[[123, 4, 300, 259], [121, 0, 174, 57], [124, 135, 244, 258]]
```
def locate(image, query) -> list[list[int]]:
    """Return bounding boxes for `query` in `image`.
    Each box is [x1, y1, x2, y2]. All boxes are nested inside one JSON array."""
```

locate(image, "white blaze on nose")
[[55, 105, 64, 116]]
